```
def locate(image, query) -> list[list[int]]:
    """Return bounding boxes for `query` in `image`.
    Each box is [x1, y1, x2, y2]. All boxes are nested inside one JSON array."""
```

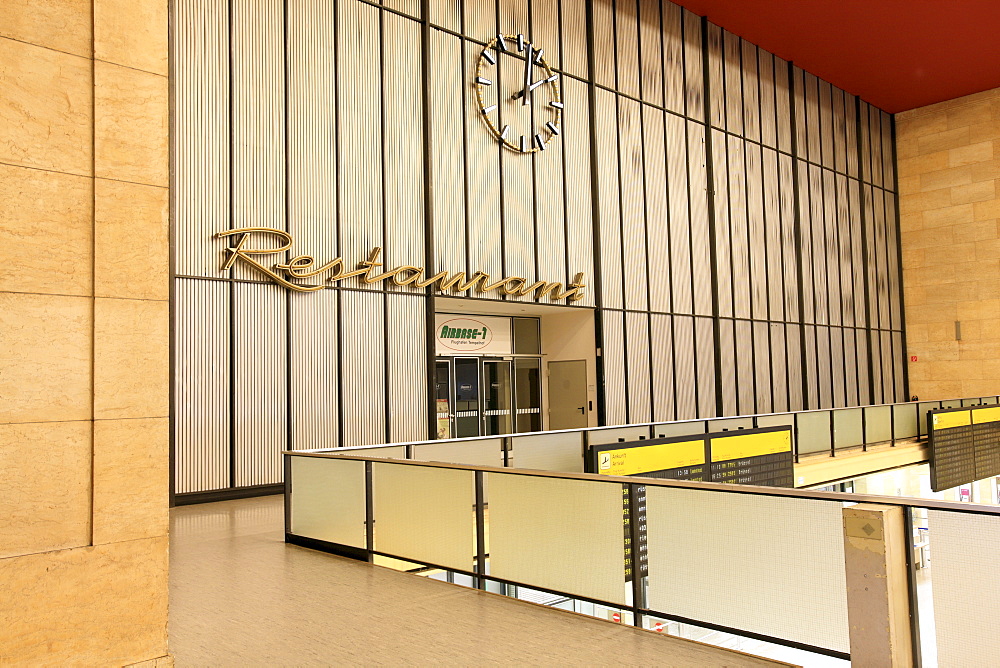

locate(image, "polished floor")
[[169, 495, 791, 666]]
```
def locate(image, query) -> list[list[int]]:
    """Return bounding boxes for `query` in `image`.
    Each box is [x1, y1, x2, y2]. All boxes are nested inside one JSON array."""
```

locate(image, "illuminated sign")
[[215, 228, 586, 302], [434, 315, 512, 355]]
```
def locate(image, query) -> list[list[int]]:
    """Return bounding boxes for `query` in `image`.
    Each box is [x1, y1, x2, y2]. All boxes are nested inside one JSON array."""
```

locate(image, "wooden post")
[[842, 503, 914, 667]]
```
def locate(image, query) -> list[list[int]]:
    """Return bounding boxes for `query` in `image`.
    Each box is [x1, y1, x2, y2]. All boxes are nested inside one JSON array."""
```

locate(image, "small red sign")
[[653, 622, 666, 633], [611, 612, 621, 623], [910, 355, 918, 362]]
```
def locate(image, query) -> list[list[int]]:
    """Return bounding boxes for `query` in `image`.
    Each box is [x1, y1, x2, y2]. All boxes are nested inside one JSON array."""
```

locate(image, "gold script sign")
[[216, 228, 586, 302]]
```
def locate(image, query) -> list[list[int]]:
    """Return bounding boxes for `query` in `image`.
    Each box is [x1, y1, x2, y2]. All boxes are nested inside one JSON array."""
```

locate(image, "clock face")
[[475, 34, 563, 154]]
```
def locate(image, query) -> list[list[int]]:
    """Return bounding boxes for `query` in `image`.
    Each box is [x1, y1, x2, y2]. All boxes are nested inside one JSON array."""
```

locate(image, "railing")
[[294, 396, 1000, 472], [284, 450, 1000, 666]]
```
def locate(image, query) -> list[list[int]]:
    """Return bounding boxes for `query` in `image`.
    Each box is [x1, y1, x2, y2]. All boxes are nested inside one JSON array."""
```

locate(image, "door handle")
[[577, 406, 585, 414]]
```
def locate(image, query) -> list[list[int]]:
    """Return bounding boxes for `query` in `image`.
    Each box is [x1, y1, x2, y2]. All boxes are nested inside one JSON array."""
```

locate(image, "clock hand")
[[522, 44, 533, 106], [511, 74, 558, 100]]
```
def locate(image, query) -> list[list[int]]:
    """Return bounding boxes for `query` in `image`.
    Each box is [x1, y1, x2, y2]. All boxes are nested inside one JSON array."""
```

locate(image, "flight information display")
[[930, 406, 1000, 492], [709, 428, 794, 488]]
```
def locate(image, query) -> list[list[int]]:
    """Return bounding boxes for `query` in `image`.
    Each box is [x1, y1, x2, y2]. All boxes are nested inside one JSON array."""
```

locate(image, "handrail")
[[283, 449, 1000, 517]]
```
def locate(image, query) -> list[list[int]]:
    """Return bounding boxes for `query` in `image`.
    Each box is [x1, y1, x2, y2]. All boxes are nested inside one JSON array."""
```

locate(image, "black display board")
[[622, 484, 647, 582], [929, 406, 1000, 492]]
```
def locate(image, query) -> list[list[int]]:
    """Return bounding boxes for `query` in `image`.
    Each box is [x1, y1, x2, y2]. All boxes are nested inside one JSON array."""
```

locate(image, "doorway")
[[435, 356, 540, 439], [547, 359, 588, 430]]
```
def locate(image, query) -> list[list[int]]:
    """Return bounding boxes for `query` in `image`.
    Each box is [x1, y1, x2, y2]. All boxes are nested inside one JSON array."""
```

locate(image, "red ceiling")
[[671, 0, 1000, 113]]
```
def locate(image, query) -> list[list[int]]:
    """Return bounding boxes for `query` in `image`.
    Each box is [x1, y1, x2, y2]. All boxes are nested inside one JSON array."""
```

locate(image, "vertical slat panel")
[[792, 66, 807, 161], [758, 51, 776, 148], [754, 321, 772, 414], [746, 142, 767, 320], [869, 328, 883, 404], [836, 174, 854, 327], [616, 0, 640, 99], [711, 129, 732, 318], [870, 105, 884, 187], [289, 0, 338, 266], [387, 294, 428, 442], [804, 72, 820, 165], [882, 110, 895, 190], [845, 92, 859, 178], [339, 1, 383, 286], [638, 0, 663, 106], [650, 313, 675, 421], [534, 83, 567, 295], [851, 181, 867, 327], [466, 40, 504, 280], [892, 331, 905, 402], [874, 188, 890, 328], [818, 79, 833, 168], [644, 107, 671, 314], [718, 318, 737, 415], [342, 290, 386, 445], [290, 289, 338, 450], [817, 325, 832, 408], [661, 2, 684, 116], [232, 0, 285, 281], [173, 0, 229, 278], [774, 55, 792, 154], [688, 121, 712, 316], [682, 9, 704, 121], [499, 37, 534, 296], [863, 185, 878, 327], [384, 0, 420, 19], [532, 0, 561, 75], [855, 329, 870, 404], [786, 323, 803, 411], [674, 315, 696, 419], [886, 192, 902, 329], [596, 89, 623, 308], [234, 282, 286, 487], [384, 13, 425, 282], [797, 162, 814, 323], [465, 1, 496, 40], [430, 0, 460, 31], [830, 327, 845, 408], [741, 40, 760, 142], [723, 31, 742, 135], [592, 0, 615, 88], [626, 312, 652, 423], [770, 322, 788, 413], [563, 78, 596, 306], [763, 148, 783, 320], [174, 280, 230, 493], [823, 169, 841, 327], [859, 100, 871, 183], [620, 98, 648, 311], [695, 317, 716, 417], [602, 310, 627, 426], [430, 31, 467, 273], [560, 0, 588, 78], [804, 324, 819, 408], [833, 87, 847, 174], [809, 165, 827, 324], [844, 327, 858, 406], [735, 318, 754, 415], [880, 330, 893, 404], [666, 114, 692, 314], [705, 22, 724, 130], [727, 136, 749, 319], [779, 153, 798, 321]]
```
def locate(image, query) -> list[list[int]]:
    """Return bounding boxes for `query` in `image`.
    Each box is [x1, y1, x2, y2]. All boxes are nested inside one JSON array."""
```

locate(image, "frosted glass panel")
[[372, 463, 475, 571], [511, 432, 584, 472], [893, 403, 918, 439], [833, 408, 864, 449], [343, 444, 406, 459], [653, 421, 706, 439], [588, 425, 651, 445], [290, 456, 366, 548], [865, 405, 893, 443], [645, 487, 849, 653], [411, 438, 502, 467], [488, 474, 626, 605], [797, 411, 831, 454], [929, 510, 1000, 664]]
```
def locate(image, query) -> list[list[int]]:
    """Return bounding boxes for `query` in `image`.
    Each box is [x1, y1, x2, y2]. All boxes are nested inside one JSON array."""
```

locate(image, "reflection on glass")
[[515, 358, 541, 433], [454, 357, 480, 438], [435, 360, 451, 439], [483, 360, 513, 436]]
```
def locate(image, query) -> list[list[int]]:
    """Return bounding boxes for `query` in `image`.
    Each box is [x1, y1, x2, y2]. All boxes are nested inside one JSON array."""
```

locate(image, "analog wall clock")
[[475, 33, 563, 154]]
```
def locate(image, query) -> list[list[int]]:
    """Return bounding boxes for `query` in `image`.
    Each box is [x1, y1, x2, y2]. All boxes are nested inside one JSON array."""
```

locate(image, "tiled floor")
[[169, 495, 791, 666]]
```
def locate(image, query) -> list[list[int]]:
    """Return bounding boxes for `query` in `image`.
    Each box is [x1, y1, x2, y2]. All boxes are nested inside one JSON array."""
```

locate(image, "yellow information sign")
[[932, 410, 972, 430], [597, 440, 704, 476], [710, 430, 791, 463], [972, 406, 1000, 425]]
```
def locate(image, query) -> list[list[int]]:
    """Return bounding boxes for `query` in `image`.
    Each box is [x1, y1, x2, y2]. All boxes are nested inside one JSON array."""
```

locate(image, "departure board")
[[930, 409, 976, 492], [588, 426, 793, 488], [709, 428, 794, 488], [622, 484, 648, 582], [930, 407, 1000, 492]]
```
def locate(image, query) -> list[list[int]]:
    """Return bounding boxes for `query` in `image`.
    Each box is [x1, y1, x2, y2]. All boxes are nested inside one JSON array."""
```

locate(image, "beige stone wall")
[[0, 1, 169, 664], [897, 89, 1000, 400]]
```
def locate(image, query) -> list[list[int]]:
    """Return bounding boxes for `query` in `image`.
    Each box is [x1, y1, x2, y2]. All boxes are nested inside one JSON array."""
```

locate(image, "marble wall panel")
[[0, 0, 92, 59], [95, 179, 169, 301], [94, 298, 169, 420], [94, 0, 168, 75]]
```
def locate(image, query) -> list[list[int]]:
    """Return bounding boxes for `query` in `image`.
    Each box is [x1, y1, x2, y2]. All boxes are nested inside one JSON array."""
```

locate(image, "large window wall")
[[172, 0, 904, 497]]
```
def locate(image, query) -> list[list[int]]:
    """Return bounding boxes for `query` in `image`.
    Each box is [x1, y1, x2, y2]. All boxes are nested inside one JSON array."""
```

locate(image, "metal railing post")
[[475, 470, 487, 590], [364, 460, 374, 563]]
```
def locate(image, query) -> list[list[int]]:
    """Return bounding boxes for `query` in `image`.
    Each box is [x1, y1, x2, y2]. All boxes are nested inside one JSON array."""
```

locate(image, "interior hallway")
[[169, 495, 791, 666]]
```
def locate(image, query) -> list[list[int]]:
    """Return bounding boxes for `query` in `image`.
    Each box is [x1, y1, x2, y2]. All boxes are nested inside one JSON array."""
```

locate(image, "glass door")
[[453, 357, 481, 438], [482, 359, 513, 436], [434, 359, 453, 439]]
